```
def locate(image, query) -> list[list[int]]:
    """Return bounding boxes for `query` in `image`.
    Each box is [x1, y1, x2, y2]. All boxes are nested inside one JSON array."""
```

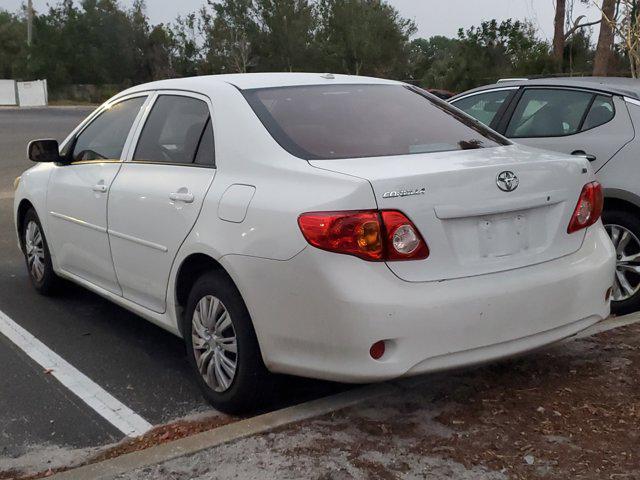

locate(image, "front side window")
[[452, 90, 514, 127], [134, 95, 211, 165], [243, 84, 509, 160], [71, 96, 146, 161], [506, 89, 594, 138]]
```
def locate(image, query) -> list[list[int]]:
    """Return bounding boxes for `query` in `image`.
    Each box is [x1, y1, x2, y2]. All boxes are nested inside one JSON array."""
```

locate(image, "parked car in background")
[[15, 74, 614, 413], [451, 77, 640, 314]]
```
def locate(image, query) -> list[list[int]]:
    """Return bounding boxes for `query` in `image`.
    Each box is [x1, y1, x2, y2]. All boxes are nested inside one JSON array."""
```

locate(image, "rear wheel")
[[21, 209, 60, 295], [183, 271, 272, 414], [603, 208, 640, 315]]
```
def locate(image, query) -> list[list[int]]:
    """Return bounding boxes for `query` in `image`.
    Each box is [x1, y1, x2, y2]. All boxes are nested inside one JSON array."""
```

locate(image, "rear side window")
[[134, 95, 211, 165], [194, 118, 215, 166], [452, 90, 514, 127], [582, 95, 615, 131], [506, 89, 594, 138], [243, 84, 508, 160], [72, 96, 146, 161]]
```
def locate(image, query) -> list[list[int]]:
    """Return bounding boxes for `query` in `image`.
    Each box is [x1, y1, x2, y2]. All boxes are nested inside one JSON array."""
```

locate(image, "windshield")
[[243, 84, 509, 160]]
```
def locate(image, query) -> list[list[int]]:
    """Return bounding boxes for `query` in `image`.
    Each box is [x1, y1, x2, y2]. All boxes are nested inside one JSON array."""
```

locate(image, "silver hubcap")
[[25, 221, 45, 283], [191, 295, 237, 392], [605, 224, 640, 302]]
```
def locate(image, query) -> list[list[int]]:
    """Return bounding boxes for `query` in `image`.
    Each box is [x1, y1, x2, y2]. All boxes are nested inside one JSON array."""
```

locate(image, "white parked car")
[[14, 73, 615, 413]]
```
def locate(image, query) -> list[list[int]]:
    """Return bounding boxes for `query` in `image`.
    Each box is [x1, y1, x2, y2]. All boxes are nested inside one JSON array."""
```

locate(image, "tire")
[[183, 271, 272, 414], [21, 208, 60, 295], [603, 208, 640, 315]]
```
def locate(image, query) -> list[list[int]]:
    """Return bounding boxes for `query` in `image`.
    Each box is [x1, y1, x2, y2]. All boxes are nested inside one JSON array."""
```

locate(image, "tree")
[[0, 0, 615, 98], [407, 36, 458, 88], [594, 0, 618, 75], [170, 13, 202, 76], [128, 0, 152, 82], [0, 10, 26, 79], [254, 0, 318, 71], [316, 0, 415, 77], [602, 0, 640, 77], [553, 0, 567, 70], [147, 24, 175, 79], [201, 0, 260, 73], [553, 0, 602, 73], [443, 20, 553, 91]]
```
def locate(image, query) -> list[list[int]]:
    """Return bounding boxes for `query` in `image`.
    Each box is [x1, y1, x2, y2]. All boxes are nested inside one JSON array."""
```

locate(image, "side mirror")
[[28, 139, 63, 163]]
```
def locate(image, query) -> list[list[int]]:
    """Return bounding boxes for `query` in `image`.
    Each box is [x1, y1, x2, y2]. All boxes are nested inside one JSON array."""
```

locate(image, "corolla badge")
[[382, 187, 426, 199], [496, 171, 519, 192]]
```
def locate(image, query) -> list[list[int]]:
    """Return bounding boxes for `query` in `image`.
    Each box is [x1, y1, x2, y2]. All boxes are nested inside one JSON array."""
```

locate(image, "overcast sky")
[[0, 0, 599, 40]]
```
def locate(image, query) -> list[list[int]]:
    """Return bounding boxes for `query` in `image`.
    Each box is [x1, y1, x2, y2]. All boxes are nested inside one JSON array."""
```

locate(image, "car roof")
[[119, 72, 403, 97], [451, 76, 640, 101]]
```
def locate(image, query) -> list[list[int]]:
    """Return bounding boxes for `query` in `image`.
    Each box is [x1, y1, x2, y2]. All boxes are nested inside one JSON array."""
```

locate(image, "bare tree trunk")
[[553, 0, 567, 71], [594, 0, 617, 76]]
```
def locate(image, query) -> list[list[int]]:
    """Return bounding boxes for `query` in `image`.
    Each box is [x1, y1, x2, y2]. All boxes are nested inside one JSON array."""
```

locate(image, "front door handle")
[[92, 182, 108, 193], [571, 150, 597, 162], [169, 190, 194, 204]]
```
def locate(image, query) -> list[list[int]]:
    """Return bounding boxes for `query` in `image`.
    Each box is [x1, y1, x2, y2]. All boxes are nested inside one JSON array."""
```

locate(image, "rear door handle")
[[92, 183, 108, 193], [571, 150, 597, 162], [169, 191, 194, 204]]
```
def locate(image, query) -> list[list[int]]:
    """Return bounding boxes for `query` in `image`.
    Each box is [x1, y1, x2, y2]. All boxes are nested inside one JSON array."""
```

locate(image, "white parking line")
[[0, 309, 153, 437]]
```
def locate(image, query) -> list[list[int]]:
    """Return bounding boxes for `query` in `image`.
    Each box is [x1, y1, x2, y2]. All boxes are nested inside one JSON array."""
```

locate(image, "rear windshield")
[[243, 84, 509, 160]]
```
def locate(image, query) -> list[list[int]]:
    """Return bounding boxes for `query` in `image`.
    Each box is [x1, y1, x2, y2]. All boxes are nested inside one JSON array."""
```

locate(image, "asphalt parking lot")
[[0, 107, 341, 476]]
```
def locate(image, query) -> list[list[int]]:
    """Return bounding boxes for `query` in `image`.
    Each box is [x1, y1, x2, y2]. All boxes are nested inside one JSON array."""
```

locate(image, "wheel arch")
[[604, 192, 640, 219], [16, 198, 36, 252], [174, 253, 241, 337]]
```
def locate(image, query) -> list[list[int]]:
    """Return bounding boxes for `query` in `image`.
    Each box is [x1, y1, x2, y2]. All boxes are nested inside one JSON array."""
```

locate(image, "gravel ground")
[[113, 324, 640, 480]]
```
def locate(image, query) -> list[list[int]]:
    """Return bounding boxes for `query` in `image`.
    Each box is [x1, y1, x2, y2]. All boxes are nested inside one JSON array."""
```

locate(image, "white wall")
[[0, 80, 18, 106], [17, 80, 48, 107]]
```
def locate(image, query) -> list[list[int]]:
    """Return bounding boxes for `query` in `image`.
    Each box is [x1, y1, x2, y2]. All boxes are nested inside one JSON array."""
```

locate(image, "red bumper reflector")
[[369, 341, 386, 360]]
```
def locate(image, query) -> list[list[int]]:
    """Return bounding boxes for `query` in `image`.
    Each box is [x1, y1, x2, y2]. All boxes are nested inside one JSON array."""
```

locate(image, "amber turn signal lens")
[[356, 220, 383, 253]]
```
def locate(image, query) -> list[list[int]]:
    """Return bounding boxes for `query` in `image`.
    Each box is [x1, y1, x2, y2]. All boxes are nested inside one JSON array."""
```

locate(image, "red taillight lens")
[[298, 210, 429, 261], [567, 182, 603, 234]]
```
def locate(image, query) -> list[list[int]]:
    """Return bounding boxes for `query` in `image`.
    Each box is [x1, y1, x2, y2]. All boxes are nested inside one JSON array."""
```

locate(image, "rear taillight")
[[298, 210, 429, 261], [567, 182, 603, 234]]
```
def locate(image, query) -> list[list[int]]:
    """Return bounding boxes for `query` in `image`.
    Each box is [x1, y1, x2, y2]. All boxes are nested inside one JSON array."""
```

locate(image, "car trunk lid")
[[310, 145, 590, 282]]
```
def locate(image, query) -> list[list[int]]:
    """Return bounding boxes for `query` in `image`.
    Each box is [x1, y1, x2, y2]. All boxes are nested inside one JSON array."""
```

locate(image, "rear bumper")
[[222, 224, 615, 383]]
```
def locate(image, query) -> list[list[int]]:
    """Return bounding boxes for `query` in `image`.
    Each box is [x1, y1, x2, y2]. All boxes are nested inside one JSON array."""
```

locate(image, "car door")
[[502, 88, 635, 171], [107, 92, 216, 313], [46, 94, 149, 294]]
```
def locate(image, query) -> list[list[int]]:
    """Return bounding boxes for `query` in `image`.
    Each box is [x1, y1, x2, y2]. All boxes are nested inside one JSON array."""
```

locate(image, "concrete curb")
[[50, 313, 640, 480], [574, 312, 640, 339], [50, 383, 401, 479]]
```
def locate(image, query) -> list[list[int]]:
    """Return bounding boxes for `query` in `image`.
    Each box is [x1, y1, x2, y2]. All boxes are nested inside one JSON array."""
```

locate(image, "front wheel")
[[603, 209, 640, 315], [183, 271, 272, 414]]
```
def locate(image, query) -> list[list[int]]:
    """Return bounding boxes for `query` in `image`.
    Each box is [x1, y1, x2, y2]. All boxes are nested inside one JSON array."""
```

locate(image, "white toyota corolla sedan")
[[14, 73, 615, 413]]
